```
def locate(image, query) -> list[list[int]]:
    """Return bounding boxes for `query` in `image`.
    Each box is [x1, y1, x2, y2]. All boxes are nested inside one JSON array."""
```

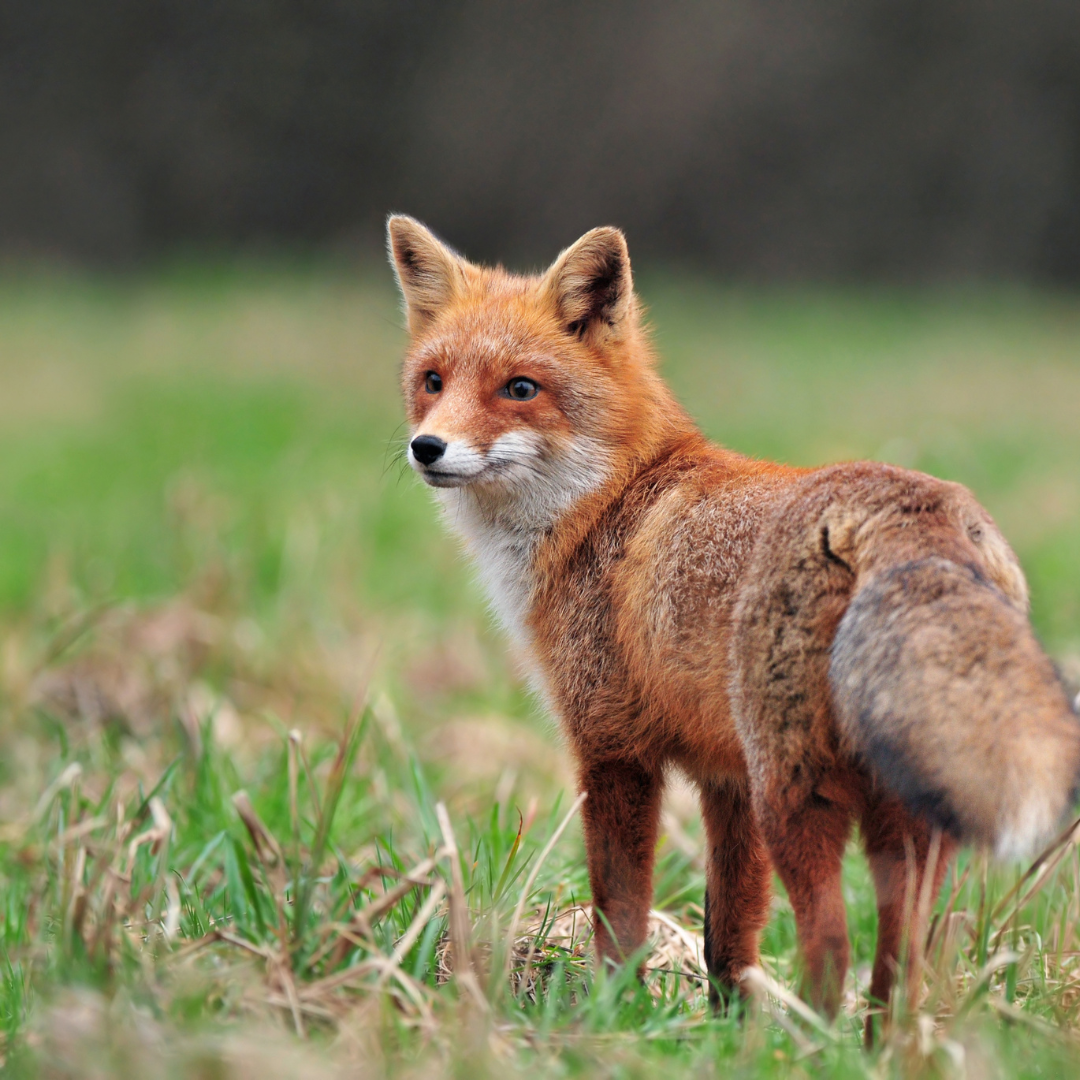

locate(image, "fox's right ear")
[[387, 216, 466, 334]]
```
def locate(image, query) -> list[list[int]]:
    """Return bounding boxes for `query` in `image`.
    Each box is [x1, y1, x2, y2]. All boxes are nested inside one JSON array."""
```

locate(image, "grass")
[[0, 263, 1079, 1077]]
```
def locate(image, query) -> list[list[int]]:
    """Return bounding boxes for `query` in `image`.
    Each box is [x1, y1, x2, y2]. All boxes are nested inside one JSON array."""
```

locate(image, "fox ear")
[[387, 215, 466, 334], [545, 227, 635, 341]]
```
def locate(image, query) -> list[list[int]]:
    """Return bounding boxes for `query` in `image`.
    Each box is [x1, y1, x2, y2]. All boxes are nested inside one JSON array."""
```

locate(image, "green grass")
[[0, 265, 1079, 1077]]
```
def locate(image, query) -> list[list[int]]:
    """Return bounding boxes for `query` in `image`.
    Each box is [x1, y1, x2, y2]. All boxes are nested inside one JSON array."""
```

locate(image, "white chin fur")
[[415, 468, 473, 488]]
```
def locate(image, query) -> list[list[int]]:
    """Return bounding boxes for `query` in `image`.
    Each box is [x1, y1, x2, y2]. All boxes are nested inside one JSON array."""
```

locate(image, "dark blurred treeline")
[[4, 0, 1080, 279]]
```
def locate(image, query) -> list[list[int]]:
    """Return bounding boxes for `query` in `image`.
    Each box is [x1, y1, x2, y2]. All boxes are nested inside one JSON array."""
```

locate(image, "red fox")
[[387, 215, 1080, 1032]]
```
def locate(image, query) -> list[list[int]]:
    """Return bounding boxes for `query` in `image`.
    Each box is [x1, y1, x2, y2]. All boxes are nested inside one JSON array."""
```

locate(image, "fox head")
[[387, 216, 687, 523]]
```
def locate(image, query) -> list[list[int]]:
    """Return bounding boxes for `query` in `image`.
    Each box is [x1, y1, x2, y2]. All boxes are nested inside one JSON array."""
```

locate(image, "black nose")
[[410, 434, 447, 466]]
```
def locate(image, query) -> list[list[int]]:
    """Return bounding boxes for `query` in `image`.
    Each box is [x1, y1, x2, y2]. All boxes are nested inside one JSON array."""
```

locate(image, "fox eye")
[[424, 372, 442, 394], [504, 378, 539, 401]]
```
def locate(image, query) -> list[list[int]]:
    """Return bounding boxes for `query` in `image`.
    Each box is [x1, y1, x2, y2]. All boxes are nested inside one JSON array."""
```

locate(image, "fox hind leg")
[[700, 777, 772, 1009], [756, 788, 854, 1019], [578, 756, 664, 970], [860, 793, 956, 1046]]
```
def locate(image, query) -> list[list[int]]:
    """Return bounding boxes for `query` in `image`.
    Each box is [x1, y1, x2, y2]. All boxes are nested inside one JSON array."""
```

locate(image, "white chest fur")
[[434, 489, 541, 647]]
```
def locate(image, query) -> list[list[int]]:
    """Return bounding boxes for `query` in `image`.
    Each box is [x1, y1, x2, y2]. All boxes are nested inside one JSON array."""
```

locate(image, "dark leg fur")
[[700, 778, 772, 1009], [579, 757, 664, 968], [860, 794, 956, 1046]]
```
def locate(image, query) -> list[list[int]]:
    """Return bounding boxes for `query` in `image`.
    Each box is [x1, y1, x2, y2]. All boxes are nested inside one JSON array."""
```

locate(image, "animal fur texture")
[[387, 215, 1080, 1035]]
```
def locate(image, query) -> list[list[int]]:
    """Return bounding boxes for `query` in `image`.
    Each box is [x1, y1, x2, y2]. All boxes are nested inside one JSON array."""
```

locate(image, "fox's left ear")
[[387, 215, 467, 334], [544, 227, 635, 342]]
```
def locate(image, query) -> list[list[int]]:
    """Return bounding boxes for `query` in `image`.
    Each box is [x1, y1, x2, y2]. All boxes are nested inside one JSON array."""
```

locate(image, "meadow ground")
[[0, 263, 1079, 1077]]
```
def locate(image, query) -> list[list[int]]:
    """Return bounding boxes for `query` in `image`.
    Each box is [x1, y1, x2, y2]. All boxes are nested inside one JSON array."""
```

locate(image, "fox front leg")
[[578, 757, 664, 969]]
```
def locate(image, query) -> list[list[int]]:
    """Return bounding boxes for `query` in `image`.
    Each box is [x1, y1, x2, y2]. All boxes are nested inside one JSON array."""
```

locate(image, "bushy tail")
[[830, 556, 1080, 859]]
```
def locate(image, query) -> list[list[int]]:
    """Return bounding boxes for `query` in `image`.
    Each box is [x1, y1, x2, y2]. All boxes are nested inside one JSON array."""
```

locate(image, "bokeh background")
[[2, 5, 1080, 1075], [6, 0, 1080, 279]]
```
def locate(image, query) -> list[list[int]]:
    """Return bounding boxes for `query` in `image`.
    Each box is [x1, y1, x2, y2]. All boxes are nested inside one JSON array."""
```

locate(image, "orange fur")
[[388, 215, 1080, 1034]]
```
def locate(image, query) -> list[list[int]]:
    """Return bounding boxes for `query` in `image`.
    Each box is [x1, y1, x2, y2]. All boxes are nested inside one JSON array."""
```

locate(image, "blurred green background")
[[2, 268, 1077, 659]]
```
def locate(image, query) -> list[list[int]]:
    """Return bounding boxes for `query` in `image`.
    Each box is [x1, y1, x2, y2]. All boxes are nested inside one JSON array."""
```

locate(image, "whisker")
[[382, 421, 410, 478]]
